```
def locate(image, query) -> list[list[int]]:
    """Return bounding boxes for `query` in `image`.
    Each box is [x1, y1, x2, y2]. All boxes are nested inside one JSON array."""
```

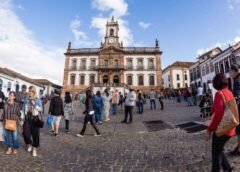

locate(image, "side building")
[[162, 61, 194, 90]]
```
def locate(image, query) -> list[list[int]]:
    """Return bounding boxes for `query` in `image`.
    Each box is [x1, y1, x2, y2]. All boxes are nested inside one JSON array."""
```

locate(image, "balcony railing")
[[69, 65, 156, 71], [96, 65, 125, 70]]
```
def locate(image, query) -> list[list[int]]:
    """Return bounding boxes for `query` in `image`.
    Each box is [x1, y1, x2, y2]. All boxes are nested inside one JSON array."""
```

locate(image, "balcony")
[[96, 65, 125, 70]]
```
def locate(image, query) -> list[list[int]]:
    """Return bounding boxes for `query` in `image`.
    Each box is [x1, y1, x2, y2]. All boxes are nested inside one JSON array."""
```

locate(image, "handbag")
[[46, 115, 53, 126], [32, 114, 44, 128], [215, 91, 239, 137], [5, 119, 17, 131]]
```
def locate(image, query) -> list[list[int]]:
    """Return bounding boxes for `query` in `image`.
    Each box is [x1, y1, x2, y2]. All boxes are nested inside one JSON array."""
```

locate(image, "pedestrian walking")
[[64, 91, 74, 133], [229, 64, 240, 155], [206, 73, 235, 172], [77, 90, 101, 137], [22, 86, 43, 157], [121, 89, 136, 124], [118, 92, 124, 111], [186, 88, 192, 106], [102, 89, 111, 122], [149, 89, 156, 110], [1, 91, 21, 155], [93, 91, 104, 124], [111, 89, 119, 115], [48, 90, 64, 137]]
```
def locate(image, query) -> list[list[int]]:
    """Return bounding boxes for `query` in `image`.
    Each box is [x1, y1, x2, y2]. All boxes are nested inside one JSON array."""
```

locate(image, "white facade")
[[163, 67, 191, 89], [0, 69, 44, 98]]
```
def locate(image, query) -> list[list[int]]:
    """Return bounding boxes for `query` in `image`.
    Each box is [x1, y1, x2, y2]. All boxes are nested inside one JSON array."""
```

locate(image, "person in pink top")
[[206, 73, 234, 172]]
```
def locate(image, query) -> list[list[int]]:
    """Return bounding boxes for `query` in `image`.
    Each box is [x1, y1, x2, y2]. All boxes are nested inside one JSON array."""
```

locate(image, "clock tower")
[[103, 16, 120, 48]]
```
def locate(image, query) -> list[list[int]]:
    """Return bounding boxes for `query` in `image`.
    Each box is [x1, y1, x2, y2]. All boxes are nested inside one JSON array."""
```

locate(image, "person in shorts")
[[48, 90, 64, 137]]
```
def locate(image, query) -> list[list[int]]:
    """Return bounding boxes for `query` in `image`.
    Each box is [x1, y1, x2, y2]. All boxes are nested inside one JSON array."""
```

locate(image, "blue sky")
[[0, 0, 240, 84]]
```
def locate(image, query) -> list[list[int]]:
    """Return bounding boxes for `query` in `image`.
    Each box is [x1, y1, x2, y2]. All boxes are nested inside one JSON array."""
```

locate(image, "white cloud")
[[196, 35, 240, 55], [91, 0, 134, 46], [0, 0, 65, 85], [227, 0, 240, 10], [92, 0, 128, 18], [139, 21, 151, 29]]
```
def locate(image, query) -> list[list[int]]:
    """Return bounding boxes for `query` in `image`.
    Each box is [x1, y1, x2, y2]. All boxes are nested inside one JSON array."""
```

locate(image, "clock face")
[[109, 38, 114, 44]]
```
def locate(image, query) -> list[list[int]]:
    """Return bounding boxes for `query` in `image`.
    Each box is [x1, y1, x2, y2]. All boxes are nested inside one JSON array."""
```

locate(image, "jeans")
[[124, 106, 134, 122], [80, 115, 100, 135], [177, 96, 181, 103], [150, 99, 156, 110], [192, 95, 197, 106], [212, 133, 231, 172], [159, 99, 164, 110], [112, 104, 118, 115], [138, 102, 144, 114], [95, 108, 102, 122], [4, 127, 19, 149], [187, 97, 192, 106]]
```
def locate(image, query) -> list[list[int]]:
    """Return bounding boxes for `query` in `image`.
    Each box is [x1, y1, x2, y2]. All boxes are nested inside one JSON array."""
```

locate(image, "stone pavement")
[[0, 99, 240, 172]]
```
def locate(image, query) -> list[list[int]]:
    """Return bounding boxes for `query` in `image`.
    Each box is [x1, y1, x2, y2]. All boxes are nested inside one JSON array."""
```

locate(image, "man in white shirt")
[[149, 89, 156, 110], [197, 85, 203, 101], [121, 89, 136, 124]]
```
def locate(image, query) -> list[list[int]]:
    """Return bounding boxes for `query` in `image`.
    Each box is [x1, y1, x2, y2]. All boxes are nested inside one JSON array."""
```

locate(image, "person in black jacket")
[[230, 64, 240, 155], [0, 90, 5, 119], [77, 90, 100, 137], [48, 90, 64, 137]]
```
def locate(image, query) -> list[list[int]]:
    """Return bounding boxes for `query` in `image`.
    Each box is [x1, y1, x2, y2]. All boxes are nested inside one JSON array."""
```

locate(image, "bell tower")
[[103, 16, 120, 48]]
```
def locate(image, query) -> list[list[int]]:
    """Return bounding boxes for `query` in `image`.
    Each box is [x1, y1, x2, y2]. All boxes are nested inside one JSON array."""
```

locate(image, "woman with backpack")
[[64, 92, 74, 132]]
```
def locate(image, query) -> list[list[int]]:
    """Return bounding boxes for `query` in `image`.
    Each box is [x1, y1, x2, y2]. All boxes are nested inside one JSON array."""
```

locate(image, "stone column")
[[155, 53, 163, 91], [62, 55, 70, 96]]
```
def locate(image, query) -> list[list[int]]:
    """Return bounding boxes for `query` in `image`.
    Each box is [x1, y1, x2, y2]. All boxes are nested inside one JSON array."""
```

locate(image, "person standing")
[[22, 86, 43, 157], [149, 89, 156, 110], [93, 91, 104, 124], [111, 89, 119, 115], [63, 92, 74, 133], [206, 73, 234, 172], [229, 64, 240, 155], [186, 88, 192, 106], [1, 91, 21, 155], [48, 90, 64, 137], [121, 89, 136, 124], [198, 85, 203, 102], [77, 90, 101, 137], [192, 85, 198, 106], [137, 90, 144, 114], [159, 91, 164, 110], [118, 92, 124, 111], [16, 85, 28, 110], [102, 89, 111, 122]]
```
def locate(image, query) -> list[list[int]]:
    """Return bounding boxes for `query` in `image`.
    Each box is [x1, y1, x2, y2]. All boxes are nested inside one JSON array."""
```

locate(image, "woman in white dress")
[[102, 89, 111, 122], [64, 92, 74, 132]]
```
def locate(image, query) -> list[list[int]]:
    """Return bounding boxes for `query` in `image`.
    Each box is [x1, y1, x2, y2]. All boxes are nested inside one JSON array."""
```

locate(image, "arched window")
[[149, 75, 155, 85], [202, 66, 205, 76], [148, 59, 154, 69], [127, 59, 133, 69], [71, 59, 77, 70], [138, 75, 144, 85], [127, 75, 132, 85], [114, 59, 119, 67], [70, 74, 76, 85], [205, 64, 209, 74], [79, 75, 85, 85], [90, 75, 95, 85], [110, 29, 114, 36]]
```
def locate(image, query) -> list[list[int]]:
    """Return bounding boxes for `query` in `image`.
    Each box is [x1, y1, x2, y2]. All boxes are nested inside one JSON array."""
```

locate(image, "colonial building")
[[189, 41, 240, 95], [0, 67, 45, 97], [162, 61, 194, 89], [63, 17, 163, 94], [33, 79, 62, 97]]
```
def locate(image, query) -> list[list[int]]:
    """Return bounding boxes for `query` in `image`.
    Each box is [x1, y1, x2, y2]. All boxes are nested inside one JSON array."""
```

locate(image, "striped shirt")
[[2, 102, 21, 121]]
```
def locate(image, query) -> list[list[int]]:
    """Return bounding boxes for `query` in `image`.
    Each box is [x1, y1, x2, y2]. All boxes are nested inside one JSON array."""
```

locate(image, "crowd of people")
[[0, 85, 165, 157]]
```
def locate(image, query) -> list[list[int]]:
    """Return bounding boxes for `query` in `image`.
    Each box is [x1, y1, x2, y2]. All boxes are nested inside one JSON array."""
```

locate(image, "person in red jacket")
[[206, 73, 234, 172]]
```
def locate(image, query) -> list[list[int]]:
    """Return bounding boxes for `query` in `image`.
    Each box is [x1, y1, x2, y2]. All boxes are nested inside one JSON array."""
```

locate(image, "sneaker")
[[121, 120, 127, 123], [32, 148, 37, 157], [98, 121, 103, 125], [77, 134, 84, 137], [104, 119, 110, 122], [5, 148, 12, 155], [13, 149, 18, 154], [27, 145, 32, 152], [94, 134, 102, 137], [230, 147, 240, 156], [65, 129, 69, 133], [55, 133, 58, 137]]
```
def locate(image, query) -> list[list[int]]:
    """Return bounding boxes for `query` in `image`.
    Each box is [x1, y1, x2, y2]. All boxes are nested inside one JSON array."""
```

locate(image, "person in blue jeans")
[[137, 90, 144, 114], [93, 91, 104, 124], [1, 91, 21, 155], [149, 89, 156, 110]]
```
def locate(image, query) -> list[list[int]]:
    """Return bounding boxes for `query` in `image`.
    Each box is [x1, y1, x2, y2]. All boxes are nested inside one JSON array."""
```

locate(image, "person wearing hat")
[[230, 64, 240, 155], [48, 89, 64, 137]]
